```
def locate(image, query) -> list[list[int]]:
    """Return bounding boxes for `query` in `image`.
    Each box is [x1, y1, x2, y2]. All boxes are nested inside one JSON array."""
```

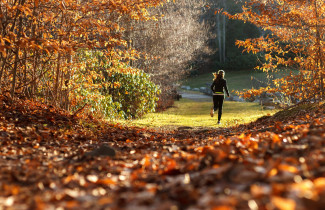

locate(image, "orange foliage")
[[225, 0, 325, 101], [1, 95, 325, 209], [0, 0, 167, 107]]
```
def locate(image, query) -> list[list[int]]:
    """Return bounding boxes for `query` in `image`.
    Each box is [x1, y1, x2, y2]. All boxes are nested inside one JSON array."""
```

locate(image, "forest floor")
[[0, 95, 325, 210]]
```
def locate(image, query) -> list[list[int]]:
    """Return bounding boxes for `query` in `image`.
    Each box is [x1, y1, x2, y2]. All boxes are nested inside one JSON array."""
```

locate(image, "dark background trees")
[[201, 0, 262, 72]]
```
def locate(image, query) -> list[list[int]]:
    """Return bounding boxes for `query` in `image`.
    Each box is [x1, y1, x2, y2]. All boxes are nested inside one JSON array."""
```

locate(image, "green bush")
[[72, 49, 159, 120], [106, 71, 160, 119]]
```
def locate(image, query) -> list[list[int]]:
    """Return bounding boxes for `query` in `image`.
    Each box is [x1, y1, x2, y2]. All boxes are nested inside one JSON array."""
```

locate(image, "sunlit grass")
[[120, 98, 277, 129], [114, 70, 290, 129]]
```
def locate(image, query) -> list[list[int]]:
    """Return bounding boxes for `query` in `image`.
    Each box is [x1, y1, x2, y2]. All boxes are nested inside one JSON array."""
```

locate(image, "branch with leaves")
[[0, 0, 169, 111], [225, 0, 325, 102]]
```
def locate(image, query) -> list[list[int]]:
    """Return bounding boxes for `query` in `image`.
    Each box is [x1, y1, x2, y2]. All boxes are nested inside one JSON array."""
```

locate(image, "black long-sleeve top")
[[211, 78, 230, 96]]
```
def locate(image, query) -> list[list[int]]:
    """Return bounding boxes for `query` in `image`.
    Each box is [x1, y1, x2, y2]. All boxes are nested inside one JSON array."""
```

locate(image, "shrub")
[[71, 50, 159, 120], [106, 71, 160, 119]]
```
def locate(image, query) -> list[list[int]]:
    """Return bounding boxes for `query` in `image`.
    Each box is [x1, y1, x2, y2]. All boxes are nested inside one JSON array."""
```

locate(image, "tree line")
[[0, 0, 170, 118], [1, 0, 323, 119]]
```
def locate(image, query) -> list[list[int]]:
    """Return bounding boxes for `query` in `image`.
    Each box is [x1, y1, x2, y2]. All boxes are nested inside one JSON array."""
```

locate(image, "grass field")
[[123, 98, 277, 129], [117, 69, 286, 129]]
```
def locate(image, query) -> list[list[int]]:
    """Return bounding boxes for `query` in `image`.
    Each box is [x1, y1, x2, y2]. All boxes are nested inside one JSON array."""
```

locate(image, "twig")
[[72, 103, 88, 117]]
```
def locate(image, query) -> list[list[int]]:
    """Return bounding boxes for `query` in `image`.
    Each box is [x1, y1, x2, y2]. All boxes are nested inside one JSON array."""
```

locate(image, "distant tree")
[[202, 0, 262, 71], [125, 0, 211, 108]]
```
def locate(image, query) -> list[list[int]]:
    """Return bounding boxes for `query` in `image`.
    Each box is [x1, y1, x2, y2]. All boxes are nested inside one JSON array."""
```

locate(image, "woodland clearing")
[[127, 92, 277, 129], [0, 95, 324, 210]]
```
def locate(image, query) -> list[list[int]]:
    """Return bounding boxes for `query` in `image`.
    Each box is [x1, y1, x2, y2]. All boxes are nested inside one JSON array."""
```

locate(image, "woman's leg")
[[217, 95, 224, 122], [213, 95, 218, 111]]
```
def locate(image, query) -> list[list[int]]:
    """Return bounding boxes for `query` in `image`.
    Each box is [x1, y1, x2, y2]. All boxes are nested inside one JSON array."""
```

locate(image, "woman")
[[210, 70, 230, 124]]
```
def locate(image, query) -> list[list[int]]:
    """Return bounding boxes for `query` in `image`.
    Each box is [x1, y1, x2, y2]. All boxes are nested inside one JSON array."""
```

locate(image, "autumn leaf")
[[272, 196, 296, 210]]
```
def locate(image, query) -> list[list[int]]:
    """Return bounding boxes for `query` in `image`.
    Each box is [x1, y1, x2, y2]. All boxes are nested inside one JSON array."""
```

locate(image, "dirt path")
[[180, 91, 212, 101]]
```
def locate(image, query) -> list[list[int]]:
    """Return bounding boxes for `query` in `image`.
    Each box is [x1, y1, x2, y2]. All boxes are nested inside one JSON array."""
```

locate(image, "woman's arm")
[[224, 80, 230, 97], [210, 81, 215, 92]]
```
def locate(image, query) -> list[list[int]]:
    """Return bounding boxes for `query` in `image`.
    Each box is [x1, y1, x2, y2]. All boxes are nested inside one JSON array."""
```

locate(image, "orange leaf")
[[272, 134, 280, 143], [212, 206, 234, 210], [271, 196, 296, 210], [96, 178, 116, 185], [314, 177, 325, 190], [278, 164, 298, 174], [141, 155, 151, 168]]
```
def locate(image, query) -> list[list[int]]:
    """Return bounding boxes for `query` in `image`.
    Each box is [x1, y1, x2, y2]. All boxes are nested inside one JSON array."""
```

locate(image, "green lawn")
[[124, 98, 277, 129], [116, 69, 289, 129]]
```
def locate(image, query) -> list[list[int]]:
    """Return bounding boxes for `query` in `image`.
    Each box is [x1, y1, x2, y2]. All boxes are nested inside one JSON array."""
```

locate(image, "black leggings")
[[213, 95, 224, 121]]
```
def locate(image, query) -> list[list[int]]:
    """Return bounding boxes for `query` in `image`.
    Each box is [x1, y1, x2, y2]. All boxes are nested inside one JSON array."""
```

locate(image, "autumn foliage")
[[0, 91, 325, 209], [0, 0, 166, 113], [2, 1, 325, 209], [226, 0, 325, 102]]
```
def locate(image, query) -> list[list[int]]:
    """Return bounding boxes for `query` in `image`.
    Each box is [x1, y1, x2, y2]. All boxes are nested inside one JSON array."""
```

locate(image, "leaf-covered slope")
[[0, 96, 324, 209]]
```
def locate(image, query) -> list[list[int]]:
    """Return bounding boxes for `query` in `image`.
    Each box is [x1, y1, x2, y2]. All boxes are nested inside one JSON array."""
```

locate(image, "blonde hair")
[[213, 70, 225, 80]]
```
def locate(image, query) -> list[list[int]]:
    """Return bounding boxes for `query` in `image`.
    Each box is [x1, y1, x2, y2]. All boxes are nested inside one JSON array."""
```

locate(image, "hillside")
[[0, 95, 324, 209]]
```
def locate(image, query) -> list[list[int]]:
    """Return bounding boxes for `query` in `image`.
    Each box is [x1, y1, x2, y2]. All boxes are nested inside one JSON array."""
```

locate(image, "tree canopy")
[[0, 0, 168, 112], [226, 0, 325, 101], [1, 0, 324, 116]]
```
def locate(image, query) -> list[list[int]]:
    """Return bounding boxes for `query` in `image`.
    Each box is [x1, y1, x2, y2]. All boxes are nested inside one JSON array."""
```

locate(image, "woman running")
[[210, 70, 230, 124]]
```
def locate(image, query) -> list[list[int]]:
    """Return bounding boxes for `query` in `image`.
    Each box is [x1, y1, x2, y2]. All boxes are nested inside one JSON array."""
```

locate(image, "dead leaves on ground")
[[0, 96, 325, 209]]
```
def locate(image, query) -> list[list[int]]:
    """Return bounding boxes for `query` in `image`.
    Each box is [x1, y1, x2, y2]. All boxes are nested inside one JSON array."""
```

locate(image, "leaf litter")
[[0, 96, 324, 209]]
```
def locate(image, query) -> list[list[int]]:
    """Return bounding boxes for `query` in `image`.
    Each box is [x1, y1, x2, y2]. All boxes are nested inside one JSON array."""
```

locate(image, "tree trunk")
[[0, 57, 8, 92], [63, 54, 72, 110], [11, 0, 25, 98], [217, 13, 222, 63], [11, 50, 20, 98], [222, 0, 227, 63], [314, 0, 324, 100], [30, 0, 38, 99], [54, 53, 61, 104], [31, 50, 40, 99]]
